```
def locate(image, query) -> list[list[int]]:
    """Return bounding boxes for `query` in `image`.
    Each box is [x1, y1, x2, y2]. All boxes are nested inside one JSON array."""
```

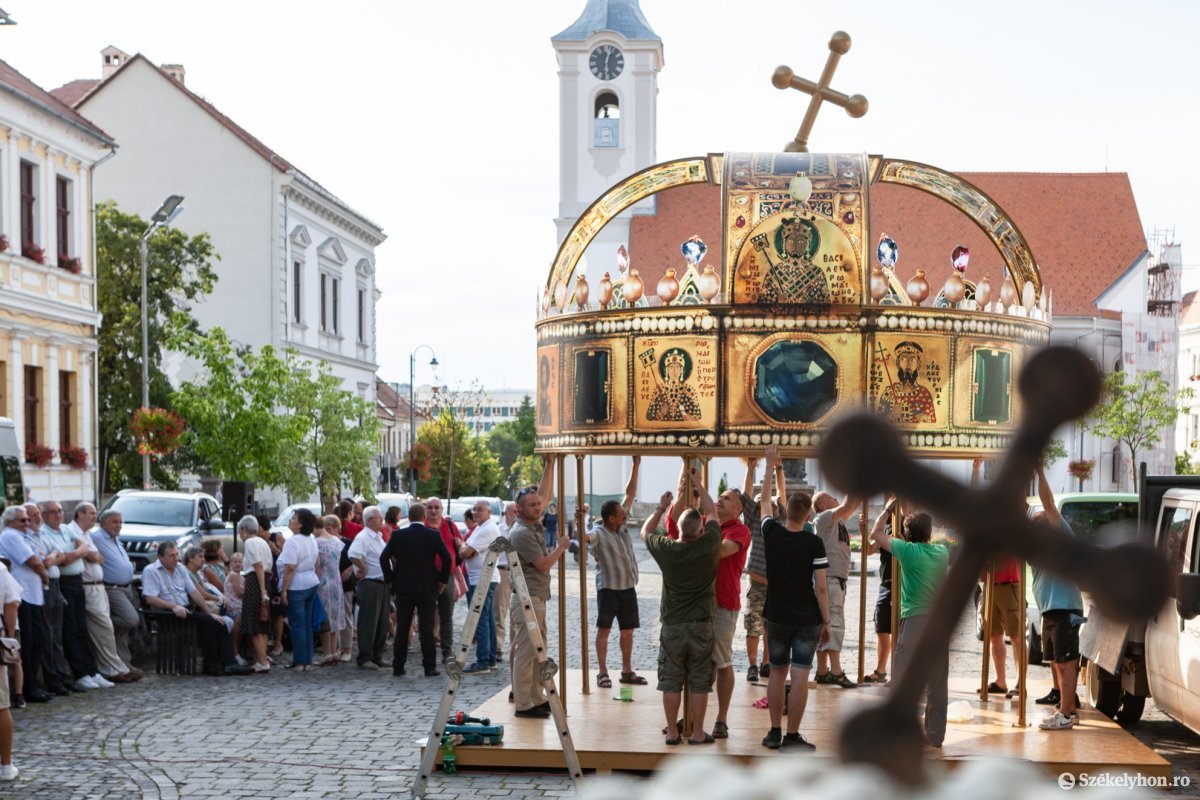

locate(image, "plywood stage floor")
[[432, 670, 1168, 779]]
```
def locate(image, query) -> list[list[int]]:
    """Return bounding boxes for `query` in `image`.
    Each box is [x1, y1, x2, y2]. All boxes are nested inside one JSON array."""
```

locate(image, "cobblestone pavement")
[[5, 545, 1198, 798]]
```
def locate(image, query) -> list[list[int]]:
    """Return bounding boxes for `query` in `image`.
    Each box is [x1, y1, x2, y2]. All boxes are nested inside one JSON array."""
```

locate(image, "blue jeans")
[[765, 621, 822, 669], [466, 583, 496, 666], [287, 585, 318, 665]]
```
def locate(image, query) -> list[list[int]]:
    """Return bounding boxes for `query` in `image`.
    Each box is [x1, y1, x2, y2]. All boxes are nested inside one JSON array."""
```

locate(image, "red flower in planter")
[[21, 241, 45, 264], [60, 445, 88, 469], [24, 442, 54, 468], [1067, 459, 1094, 482], [61, 256, 82, 274], [0, 234, 9, 253]]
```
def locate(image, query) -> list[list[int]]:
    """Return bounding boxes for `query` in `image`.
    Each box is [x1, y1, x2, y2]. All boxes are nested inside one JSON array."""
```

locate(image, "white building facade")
[[53, 50, 385, 507], [0, 59, 115, 506]]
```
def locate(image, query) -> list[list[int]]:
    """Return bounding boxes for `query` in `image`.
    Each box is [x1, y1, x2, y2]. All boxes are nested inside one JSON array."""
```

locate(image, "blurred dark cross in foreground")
[[818, 346, 1171, 786]]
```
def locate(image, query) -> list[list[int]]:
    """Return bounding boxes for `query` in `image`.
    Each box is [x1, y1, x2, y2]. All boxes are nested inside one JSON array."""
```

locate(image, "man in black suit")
[[381, 503, 451, 677]]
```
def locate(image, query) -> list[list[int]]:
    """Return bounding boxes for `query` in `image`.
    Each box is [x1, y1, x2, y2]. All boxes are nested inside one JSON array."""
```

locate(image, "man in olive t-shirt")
[[642, 468, 721, 746]]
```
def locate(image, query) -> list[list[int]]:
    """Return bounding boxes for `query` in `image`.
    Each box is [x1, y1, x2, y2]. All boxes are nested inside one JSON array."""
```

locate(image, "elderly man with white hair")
[[0, 504, 60, 701], [348, 505, 390, 670], [70, 504, 140, 683]]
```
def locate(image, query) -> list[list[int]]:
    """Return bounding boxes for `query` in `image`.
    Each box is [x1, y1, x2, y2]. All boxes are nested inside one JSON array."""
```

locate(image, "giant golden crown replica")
[[535, 32, 1052, 460]]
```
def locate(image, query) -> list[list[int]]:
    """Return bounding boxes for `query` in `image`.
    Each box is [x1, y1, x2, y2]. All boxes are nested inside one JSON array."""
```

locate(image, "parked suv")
[[100, 490, 233, 577]]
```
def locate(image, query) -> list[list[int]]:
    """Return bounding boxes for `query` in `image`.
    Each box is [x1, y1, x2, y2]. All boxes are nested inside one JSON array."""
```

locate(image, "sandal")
[[619, 671, 648, 685], [665, 735, 682, 746], [597, 673, 613, 689], [687, 733, 715, 745], [712, 721, 729, 739], [987, 681, 1007, 694], [863, 670, 888, 683]]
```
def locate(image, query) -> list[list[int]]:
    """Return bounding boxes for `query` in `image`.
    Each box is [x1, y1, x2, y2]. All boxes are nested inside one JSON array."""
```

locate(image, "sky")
[[2, 0, 1198, 392]]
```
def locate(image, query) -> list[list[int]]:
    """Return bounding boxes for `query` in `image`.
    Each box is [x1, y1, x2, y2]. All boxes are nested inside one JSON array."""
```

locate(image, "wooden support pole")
[[857, 500, 869, 684], [556, 455, 567, 712], [979, 562, 995, 700], [1016, 559, 1028, 728], [680, 455, 693, 739], [890, 502, 902, 657], [576, 454, 590, 695]]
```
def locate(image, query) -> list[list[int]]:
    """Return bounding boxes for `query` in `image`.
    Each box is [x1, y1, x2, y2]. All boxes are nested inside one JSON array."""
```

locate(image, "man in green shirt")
[[642, 467, 721, 745], [871, 510, 949, 748]]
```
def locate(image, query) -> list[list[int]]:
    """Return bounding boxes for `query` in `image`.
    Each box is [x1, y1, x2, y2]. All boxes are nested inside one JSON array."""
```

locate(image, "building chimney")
[[160, 63, 186, 84], [100, 45, 130, 79]]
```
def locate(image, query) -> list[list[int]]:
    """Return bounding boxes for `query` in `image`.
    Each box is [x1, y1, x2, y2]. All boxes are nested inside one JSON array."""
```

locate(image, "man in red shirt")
[[425, 498, 463, 663], [709, 482, 751, 740]]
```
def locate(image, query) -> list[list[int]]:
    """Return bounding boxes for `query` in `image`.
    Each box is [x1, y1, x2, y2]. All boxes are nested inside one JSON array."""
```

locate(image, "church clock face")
[[589, 45, 624, 80]]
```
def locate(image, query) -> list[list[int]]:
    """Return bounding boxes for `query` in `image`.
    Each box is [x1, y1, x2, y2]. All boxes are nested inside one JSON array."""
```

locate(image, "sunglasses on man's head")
[[516, 486, 538, 499]]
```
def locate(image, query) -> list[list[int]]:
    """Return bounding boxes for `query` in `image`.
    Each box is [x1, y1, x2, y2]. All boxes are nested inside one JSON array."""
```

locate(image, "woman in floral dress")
[[315, 518, 347, 666]]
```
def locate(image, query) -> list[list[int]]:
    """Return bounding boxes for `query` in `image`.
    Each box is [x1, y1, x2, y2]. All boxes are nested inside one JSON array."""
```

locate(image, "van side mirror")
[[1177, 573, 1200, 621], [204, 518, 227, 531]]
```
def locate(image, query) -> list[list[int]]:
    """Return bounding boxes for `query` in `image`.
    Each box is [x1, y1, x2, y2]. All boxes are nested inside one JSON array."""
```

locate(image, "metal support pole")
[[139, 235, 150, 489], [858, 500, 869, 684], [680, 456, 693, 738], [890, 502, 902, 657], [576, 454, 590, 694], [556, 455, 568, 711]]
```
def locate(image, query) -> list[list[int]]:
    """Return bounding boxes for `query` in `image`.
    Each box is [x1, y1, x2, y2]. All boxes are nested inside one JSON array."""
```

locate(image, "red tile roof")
[[1181, 290, 1200, 327], [0, 59, 112, 144], [49, 78, 100, 108], [628, 169, 1146, 318]]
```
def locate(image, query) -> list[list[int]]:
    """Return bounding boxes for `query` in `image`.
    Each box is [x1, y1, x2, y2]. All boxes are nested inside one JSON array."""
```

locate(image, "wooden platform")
[[430, 670, 1169, 779]]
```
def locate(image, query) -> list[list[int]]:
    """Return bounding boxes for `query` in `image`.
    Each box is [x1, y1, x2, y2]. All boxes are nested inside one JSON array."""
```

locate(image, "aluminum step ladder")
[[411, 535, 583, 799]]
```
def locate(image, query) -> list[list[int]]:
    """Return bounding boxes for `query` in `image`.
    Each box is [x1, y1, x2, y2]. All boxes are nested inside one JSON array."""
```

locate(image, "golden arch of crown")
[[534, 32, 1050, 460]]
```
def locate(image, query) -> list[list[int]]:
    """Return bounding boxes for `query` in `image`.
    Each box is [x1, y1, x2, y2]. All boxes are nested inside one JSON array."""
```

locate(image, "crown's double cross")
[[817, 346, 1171, 786], [773, 31, 869, 153]]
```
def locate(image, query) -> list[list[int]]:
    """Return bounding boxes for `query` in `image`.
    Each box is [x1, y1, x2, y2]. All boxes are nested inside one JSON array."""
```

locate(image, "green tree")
[[485, 395, 537, 495], [96, 202, 218, 493], [415, 407, 508, 498], [1045, 438, 1068, 466], [169, 327, 309, 496], [1089, 370, 1193, 490], [509, 453, 544, 490]]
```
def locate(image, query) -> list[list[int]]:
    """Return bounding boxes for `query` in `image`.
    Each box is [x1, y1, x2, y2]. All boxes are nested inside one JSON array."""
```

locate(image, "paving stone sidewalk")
[[4, 543, 1196, 798]]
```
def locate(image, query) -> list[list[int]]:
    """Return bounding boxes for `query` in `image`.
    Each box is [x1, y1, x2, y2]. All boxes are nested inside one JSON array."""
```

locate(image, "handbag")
[[0, 637, 20, 666], [311, 592, 329, 634]]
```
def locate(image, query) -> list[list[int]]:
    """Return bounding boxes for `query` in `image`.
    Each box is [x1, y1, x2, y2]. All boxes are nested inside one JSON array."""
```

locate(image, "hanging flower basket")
[[1067, 459, 1094, 482], [21, 241, 45, 264], [61, 256, 82, 274], [60, 445, 89, 470], [24, 442, 54, 468], [130, 407, 186, 457], [0, 234, 9, 253]]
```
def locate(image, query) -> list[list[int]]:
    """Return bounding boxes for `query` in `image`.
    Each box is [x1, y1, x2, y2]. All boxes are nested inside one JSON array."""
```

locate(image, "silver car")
[[100, 490, 232, 577]]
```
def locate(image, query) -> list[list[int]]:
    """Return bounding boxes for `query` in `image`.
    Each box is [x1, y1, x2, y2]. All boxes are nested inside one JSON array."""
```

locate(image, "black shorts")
[[1041, 609, 1081, 664], [596, 588, 640, 631], [873, 598, 892, 635]]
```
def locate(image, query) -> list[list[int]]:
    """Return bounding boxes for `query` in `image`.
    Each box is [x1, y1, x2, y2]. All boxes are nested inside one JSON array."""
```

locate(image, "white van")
[[0, 419, 26, 510], [1143, 488, 1200, 735], [1080, 472, 1200, 734]]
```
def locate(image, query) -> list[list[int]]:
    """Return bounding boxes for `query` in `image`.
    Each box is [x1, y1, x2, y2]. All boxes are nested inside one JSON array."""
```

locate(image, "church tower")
[[551, 0, 663, 251]]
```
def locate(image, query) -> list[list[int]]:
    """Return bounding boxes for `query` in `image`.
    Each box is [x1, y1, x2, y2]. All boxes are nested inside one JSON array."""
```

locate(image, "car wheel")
[[1115, 693, 1145, 726], [1026, 623, 1043, 666], [1086, 660, 1122, 719]]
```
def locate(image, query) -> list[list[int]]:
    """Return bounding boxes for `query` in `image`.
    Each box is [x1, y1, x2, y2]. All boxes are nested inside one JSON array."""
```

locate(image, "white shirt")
[[347, 527, 385, 580], [242, 536, 273, 579], [277, 534, 319, 591], [0, 561, 21, 605], [69, 521, 105, 583], [464, 519, 503, 586]]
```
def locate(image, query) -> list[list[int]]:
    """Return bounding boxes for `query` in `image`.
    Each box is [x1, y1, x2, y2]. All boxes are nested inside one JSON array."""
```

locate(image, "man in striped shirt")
[[581, 456, 643, 689]]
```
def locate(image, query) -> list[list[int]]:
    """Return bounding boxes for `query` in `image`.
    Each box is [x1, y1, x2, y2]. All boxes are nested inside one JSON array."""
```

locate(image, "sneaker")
[[90, 674, 115, 689], [463, 662, 490, 674], [747, 664, 760, 683], [235, 655, 248, 667], [0, 763, 17, 781], [1054, 694, 1081, 711], [782, 732, 816, 751], [759, 663, 771, 679], [1039, 711, 1076, 731], [252, 663, 271, 673], [73, 676, 97, 691], [761, 727, 783, 749], [829, 672, 857, 689], [1035, 688, 1060, 705], [11, 695, 25, 709]]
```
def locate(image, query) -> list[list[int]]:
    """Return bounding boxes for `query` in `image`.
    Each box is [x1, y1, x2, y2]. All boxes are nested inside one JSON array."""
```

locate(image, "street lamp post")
[[140, 194, 185, 489], [409, 345, 438, 493]]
